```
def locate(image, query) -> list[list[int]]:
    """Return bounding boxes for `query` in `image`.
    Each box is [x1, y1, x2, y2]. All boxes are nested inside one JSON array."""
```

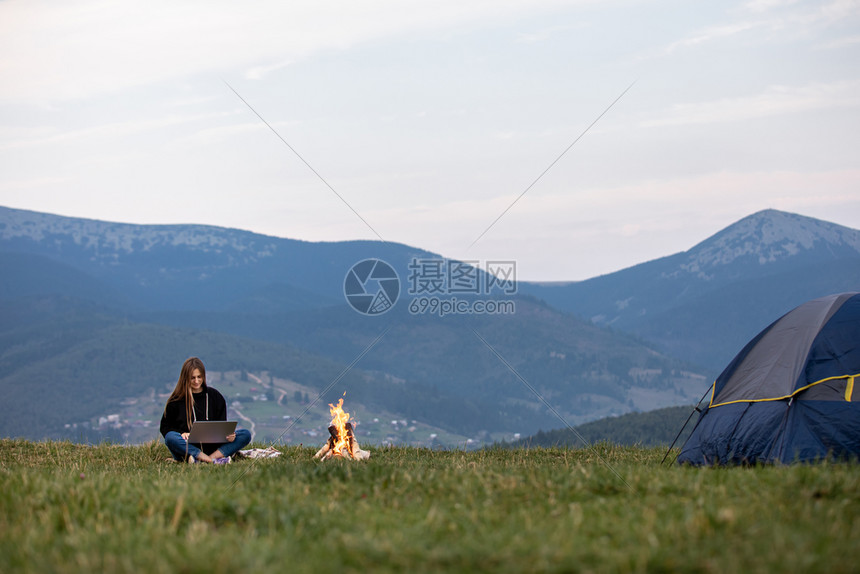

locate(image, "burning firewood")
[[313, 398, 370, 461]]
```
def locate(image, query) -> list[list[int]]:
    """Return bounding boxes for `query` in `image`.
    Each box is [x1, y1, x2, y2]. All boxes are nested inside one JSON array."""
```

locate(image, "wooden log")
[[313, 441, 331, 459], [315, 422, 370, 461], [346, 423, 358, 457]]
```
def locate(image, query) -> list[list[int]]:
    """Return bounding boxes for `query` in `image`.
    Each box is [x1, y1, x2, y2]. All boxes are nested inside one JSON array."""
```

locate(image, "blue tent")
[[678, 292, 860, 465]]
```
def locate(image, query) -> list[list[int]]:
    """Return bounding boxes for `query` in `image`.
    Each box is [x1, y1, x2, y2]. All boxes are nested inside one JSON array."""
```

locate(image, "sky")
[[0, 0, 858, 281]]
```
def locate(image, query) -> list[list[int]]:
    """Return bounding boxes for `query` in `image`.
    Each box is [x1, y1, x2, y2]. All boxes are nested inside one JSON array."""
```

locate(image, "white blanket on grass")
[[238, 447, 282, 459]]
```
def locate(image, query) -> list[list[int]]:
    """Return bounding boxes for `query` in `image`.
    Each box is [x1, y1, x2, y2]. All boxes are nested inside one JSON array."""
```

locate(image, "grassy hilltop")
[[1, 439, 858, 573]]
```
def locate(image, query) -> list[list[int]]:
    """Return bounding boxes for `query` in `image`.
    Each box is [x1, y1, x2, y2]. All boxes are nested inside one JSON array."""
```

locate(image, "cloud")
[[661, 20, 762, 54], [640, 80, 860, 127], [747, 0, 860, 32], [742, 0, 801, 14], [0, 0, 577, 105], [514, 24, 582, 44], [817, 34, 860, 49], [649, 0, 860, 59], [245, 60, 295, 81], [0, 111, 234, 152], [146, 171, 860, 283], [165, 119, 299, 150], [818, 0, 860, 23], [0, 176, 70, 193]]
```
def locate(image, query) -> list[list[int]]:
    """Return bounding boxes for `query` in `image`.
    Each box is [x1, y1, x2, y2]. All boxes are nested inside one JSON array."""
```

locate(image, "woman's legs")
[[209, 429, 252, 459], [164, 431, 202, 462]]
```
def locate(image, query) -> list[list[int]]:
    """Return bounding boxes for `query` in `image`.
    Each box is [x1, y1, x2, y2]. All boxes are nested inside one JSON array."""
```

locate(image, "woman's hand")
[[181, 432, 190, 441], [226, 433, 236, 442]]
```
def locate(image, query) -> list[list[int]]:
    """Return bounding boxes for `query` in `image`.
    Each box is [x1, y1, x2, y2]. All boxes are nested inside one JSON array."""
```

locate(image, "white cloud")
[[363, 168, 860, 279], [818, 0, 860, 23], [661, 20, 762, 54], [245, 60, 295, 81], [0, 176, 70, 193], [514, 24, 583, 44], [641, 80, 860, 127], [0, 0, 577, 104], [817, 34, 860, 49], [0, 111, 234, 152], [650, 0, 860, 59], [742, 0, 801, 14], [165, 119, 299, 150]]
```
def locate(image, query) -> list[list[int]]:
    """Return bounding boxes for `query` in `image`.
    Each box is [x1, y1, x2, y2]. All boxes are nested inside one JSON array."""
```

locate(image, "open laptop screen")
[[187, 421, 237, 443]]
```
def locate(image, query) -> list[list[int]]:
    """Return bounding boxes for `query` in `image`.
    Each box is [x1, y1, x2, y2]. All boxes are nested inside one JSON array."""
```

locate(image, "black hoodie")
[[159, 384, 228, 453]]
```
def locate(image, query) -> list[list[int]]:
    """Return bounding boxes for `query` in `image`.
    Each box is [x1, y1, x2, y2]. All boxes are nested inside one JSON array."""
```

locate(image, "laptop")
[[187, 421, 237, 443]]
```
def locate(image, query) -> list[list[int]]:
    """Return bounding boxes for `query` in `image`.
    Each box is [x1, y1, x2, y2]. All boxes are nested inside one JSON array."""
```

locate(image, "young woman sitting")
[[160, 357, 252, 464]]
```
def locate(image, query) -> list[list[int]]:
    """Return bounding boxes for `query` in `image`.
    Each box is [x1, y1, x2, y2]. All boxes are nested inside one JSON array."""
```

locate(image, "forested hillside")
[[0, 296, 499, 441], [511, 405, 698, 448], [1, 207, 710, 442]]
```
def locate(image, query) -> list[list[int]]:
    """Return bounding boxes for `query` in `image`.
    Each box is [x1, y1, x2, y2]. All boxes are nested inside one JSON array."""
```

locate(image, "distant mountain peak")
[[0, 205, 283, 262], [679, 209, 860, 279]]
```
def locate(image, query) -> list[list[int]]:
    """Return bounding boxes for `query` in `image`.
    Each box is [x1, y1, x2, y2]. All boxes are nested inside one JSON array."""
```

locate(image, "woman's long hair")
[[165, 357, 206, 428]]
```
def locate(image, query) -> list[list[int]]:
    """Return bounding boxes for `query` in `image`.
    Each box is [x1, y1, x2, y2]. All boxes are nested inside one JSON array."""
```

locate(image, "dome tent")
[[678, 292, 860, 465]]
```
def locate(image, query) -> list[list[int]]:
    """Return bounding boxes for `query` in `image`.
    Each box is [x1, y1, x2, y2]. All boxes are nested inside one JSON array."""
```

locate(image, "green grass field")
[[1, 439, 858, 573]]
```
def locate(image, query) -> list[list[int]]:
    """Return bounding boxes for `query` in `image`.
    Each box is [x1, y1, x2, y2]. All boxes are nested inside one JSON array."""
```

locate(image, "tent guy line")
[[466, 80, 637, 252], [223, 79, 388, 244], [660, 383, 714, 465]]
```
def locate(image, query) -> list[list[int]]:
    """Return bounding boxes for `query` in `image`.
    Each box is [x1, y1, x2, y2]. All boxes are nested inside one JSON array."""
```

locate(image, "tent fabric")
[[678, 292, 860, 465]]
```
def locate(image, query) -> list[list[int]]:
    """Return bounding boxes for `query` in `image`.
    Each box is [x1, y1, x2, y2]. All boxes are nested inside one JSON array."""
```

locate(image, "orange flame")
[[329, 396, 351, 455]]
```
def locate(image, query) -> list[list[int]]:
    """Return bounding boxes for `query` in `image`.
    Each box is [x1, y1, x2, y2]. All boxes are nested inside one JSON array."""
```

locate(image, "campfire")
[[314, 397, 370, 461]]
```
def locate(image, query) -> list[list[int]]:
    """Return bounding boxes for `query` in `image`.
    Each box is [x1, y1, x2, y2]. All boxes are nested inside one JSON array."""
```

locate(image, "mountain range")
[[521, 209, 860, 370], [1, 205, 857, 444]]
